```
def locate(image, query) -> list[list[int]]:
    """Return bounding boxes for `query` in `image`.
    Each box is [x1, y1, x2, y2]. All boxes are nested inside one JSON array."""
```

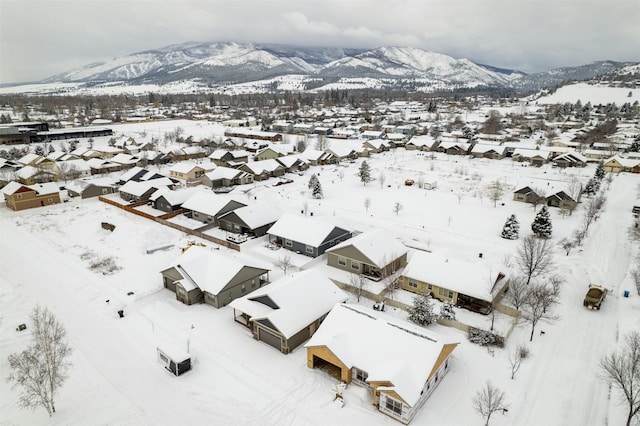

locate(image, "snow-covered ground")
[[1, 128, 639, 425], [535, 82, 640, 105]]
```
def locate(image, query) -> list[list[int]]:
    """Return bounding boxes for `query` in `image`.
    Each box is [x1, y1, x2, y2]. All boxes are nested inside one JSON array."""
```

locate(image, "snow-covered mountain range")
[[28, 42, 640, 94]]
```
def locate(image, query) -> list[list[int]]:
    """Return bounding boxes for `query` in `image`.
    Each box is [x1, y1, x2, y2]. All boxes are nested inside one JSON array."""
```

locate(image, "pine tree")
[[582, 178, 599, 197], [531, 206, 552, 238], [34, 145, 44, 156], [408, 293, 437, 326], [594, 161, 605, 181], [308, 174, 323, 199], [501, 214, 520, 240], [358, 160, 372, 186]]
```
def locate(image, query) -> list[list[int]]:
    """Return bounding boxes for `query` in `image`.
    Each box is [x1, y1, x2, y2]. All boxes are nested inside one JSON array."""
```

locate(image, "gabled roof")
[[241, 159, 284, 174], [164, 246, 270, 296], [230, 269, 347, 339], [149, 186, 205, 205], [2, 181, 58, 196], [305, 303, 458, 407], [169, 162, 204, 174], [119, 178, 173, 196], [181, 191, 246, 216], [204, 166, 245, 180], [327, 229, 408, 268], [219, 203, 281, 229], [267, 213, 350, 247], [402, 250, 509, 302]]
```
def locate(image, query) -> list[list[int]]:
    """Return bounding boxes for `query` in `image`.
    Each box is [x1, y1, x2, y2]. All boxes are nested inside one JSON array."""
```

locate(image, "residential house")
[[149, 186, 204, 213], [209, 149, 250, 167], [603, 156, 640, 173], [160, 246, 270, 307], [436, 141, 472, 156], [401, 251, 510, 314], [305, 303, 459, 424], [110, 153, 139, 169], [267, 213, 352, 258], [275, 155, 309, 174], [362, 139, 390, 154], [201, 166, 254, 189], [16, 165, 57, 185], [239, 160, 286, 181], [361, 130, 385, 140], [553, 152, 588, 168], [511, 148, 552, 166], [218, 203, 281, 238], [66, 178, 118, 199], [118, 177, 174, 202], [326, 229, 408, 280], [230, 269, 348, 354], [405, 135, 438, 151], [2, 181, 61, 211], [324, 145, 358, 163], [254, 145, 295, 161], [470, 143, 507, 159], [181, 191, 247, 226], [86, 158, 122, 175], [513, 181, 581, 210], [168, 162, 211, 186]]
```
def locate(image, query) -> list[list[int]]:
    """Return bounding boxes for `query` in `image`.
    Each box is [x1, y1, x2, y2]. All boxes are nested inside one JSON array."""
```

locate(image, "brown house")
[[326, 229, 408, 280], [2, 181, 61, 211], [230, 269, 348, 354], [305, 303, 458, 424]]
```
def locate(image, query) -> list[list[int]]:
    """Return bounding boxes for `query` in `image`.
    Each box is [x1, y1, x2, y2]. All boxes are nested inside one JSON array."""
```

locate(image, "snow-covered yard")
[[1, 124, 639, 426]]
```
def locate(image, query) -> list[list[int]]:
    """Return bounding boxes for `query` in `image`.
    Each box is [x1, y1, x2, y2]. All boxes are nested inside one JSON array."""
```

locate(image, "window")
[[16, 194, 22, 199], [408, 279, 418, 288], [305, 245, 314, 254], [448, 291, 454, 298], [241, 284, 246, 291], [355, 369, 368, 382], [385, 398, 403, 416], [251, 279, 256, 289], [439, 288, 453, 299], [338, 257, 346, 266], [351, 261, 360, 270], [159, 352, 169, 363], [285, 239, 293, 247], [102, 188, 108, 194], [427, 284, 433, 290]]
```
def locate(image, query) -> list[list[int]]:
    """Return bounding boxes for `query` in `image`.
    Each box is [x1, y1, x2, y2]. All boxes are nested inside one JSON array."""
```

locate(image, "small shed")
[[157, 346, 191, 376]]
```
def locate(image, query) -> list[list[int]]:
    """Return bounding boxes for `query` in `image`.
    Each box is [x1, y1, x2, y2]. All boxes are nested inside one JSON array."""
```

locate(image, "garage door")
[[258, 328, 282, 352]]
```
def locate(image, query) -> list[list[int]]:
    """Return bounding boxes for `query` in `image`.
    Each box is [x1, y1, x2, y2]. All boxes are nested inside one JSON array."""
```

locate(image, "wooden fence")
[[99, 197, 241, 252]]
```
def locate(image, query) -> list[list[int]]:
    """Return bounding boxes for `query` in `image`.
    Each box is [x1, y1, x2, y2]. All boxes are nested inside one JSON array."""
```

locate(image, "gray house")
[[267, 213, 352, 258], [160, 246, 270, 308], [181, 192, 247, 226], [66, 179, 117, 199], [218, 203, 281, 238]]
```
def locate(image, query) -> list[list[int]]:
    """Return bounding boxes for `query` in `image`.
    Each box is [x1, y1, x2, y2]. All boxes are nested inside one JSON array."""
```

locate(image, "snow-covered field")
[[535, 82, 640, 105], [1, 127, 639, 425]]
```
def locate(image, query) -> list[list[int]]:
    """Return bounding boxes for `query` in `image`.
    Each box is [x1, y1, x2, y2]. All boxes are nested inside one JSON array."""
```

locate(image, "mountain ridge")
[[36, 41, 640, 93]]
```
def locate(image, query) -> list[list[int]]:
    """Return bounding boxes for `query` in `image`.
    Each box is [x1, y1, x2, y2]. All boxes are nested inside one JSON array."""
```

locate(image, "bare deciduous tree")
[[503, 276, 530, 311], [7, 306, 72, 417], [393, 201, 403, 215], [349, 273, 367, 302], [558, 237, 577, 256], [599, 331, 640, 426], [521, 281, 560, 341], [473, 381, 509, 426], [487, 180, 505, 207], [378, 171, 386, 189], [363, 197, 372, 213], [517, 236, 554, 285], [583, 194, 606, 233], [273, 254, 293, 275]]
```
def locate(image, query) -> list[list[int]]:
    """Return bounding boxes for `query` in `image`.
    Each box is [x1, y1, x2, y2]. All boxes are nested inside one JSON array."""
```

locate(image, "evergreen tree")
[[308, 174, 323, 199], [440, 302, 456, 320], [408, 293, 437, 326], [531, 206, 552, 238], [48, 144, 55, 154], [358, 160, 372, 186], [34, 145, 45, 156], [582, 178, 599, 197], [0, 149, 9, 159], [595, 161, 605, 181], [501, 214, 520, 240]]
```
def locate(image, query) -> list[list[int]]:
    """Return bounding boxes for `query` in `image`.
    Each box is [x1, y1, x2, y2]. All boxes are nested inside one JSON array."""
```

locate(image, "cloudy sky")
[[1, 0, 638, 84]]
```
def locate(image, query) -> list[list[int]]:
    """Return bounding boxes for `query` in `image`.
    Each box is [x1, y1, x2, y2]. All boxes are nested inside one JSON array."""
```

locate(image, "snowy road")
[[510, 174, 635, 426]]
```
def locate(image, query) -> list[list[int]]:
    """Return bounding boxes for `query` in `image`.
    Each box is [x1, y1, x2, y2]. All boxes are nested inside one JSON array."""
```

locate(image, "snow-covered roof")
[[149, 186, 205, 205], [2, 181, 59, 196], [221, 203, 281, 229], [267, 213, 350, 247], [181, 191, 246, 216], [166, 246, 269, 296], [119, 178, 173, 196], [471, 143, 507, 154], [327, 229, 408, 268], [402, 250, 509, 302], [512, 148, 551, 159], [230, 269, 348, 339], [305, 303, 458, 407], [169, 162, 203, 174], [204, 166, 245, 180]]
